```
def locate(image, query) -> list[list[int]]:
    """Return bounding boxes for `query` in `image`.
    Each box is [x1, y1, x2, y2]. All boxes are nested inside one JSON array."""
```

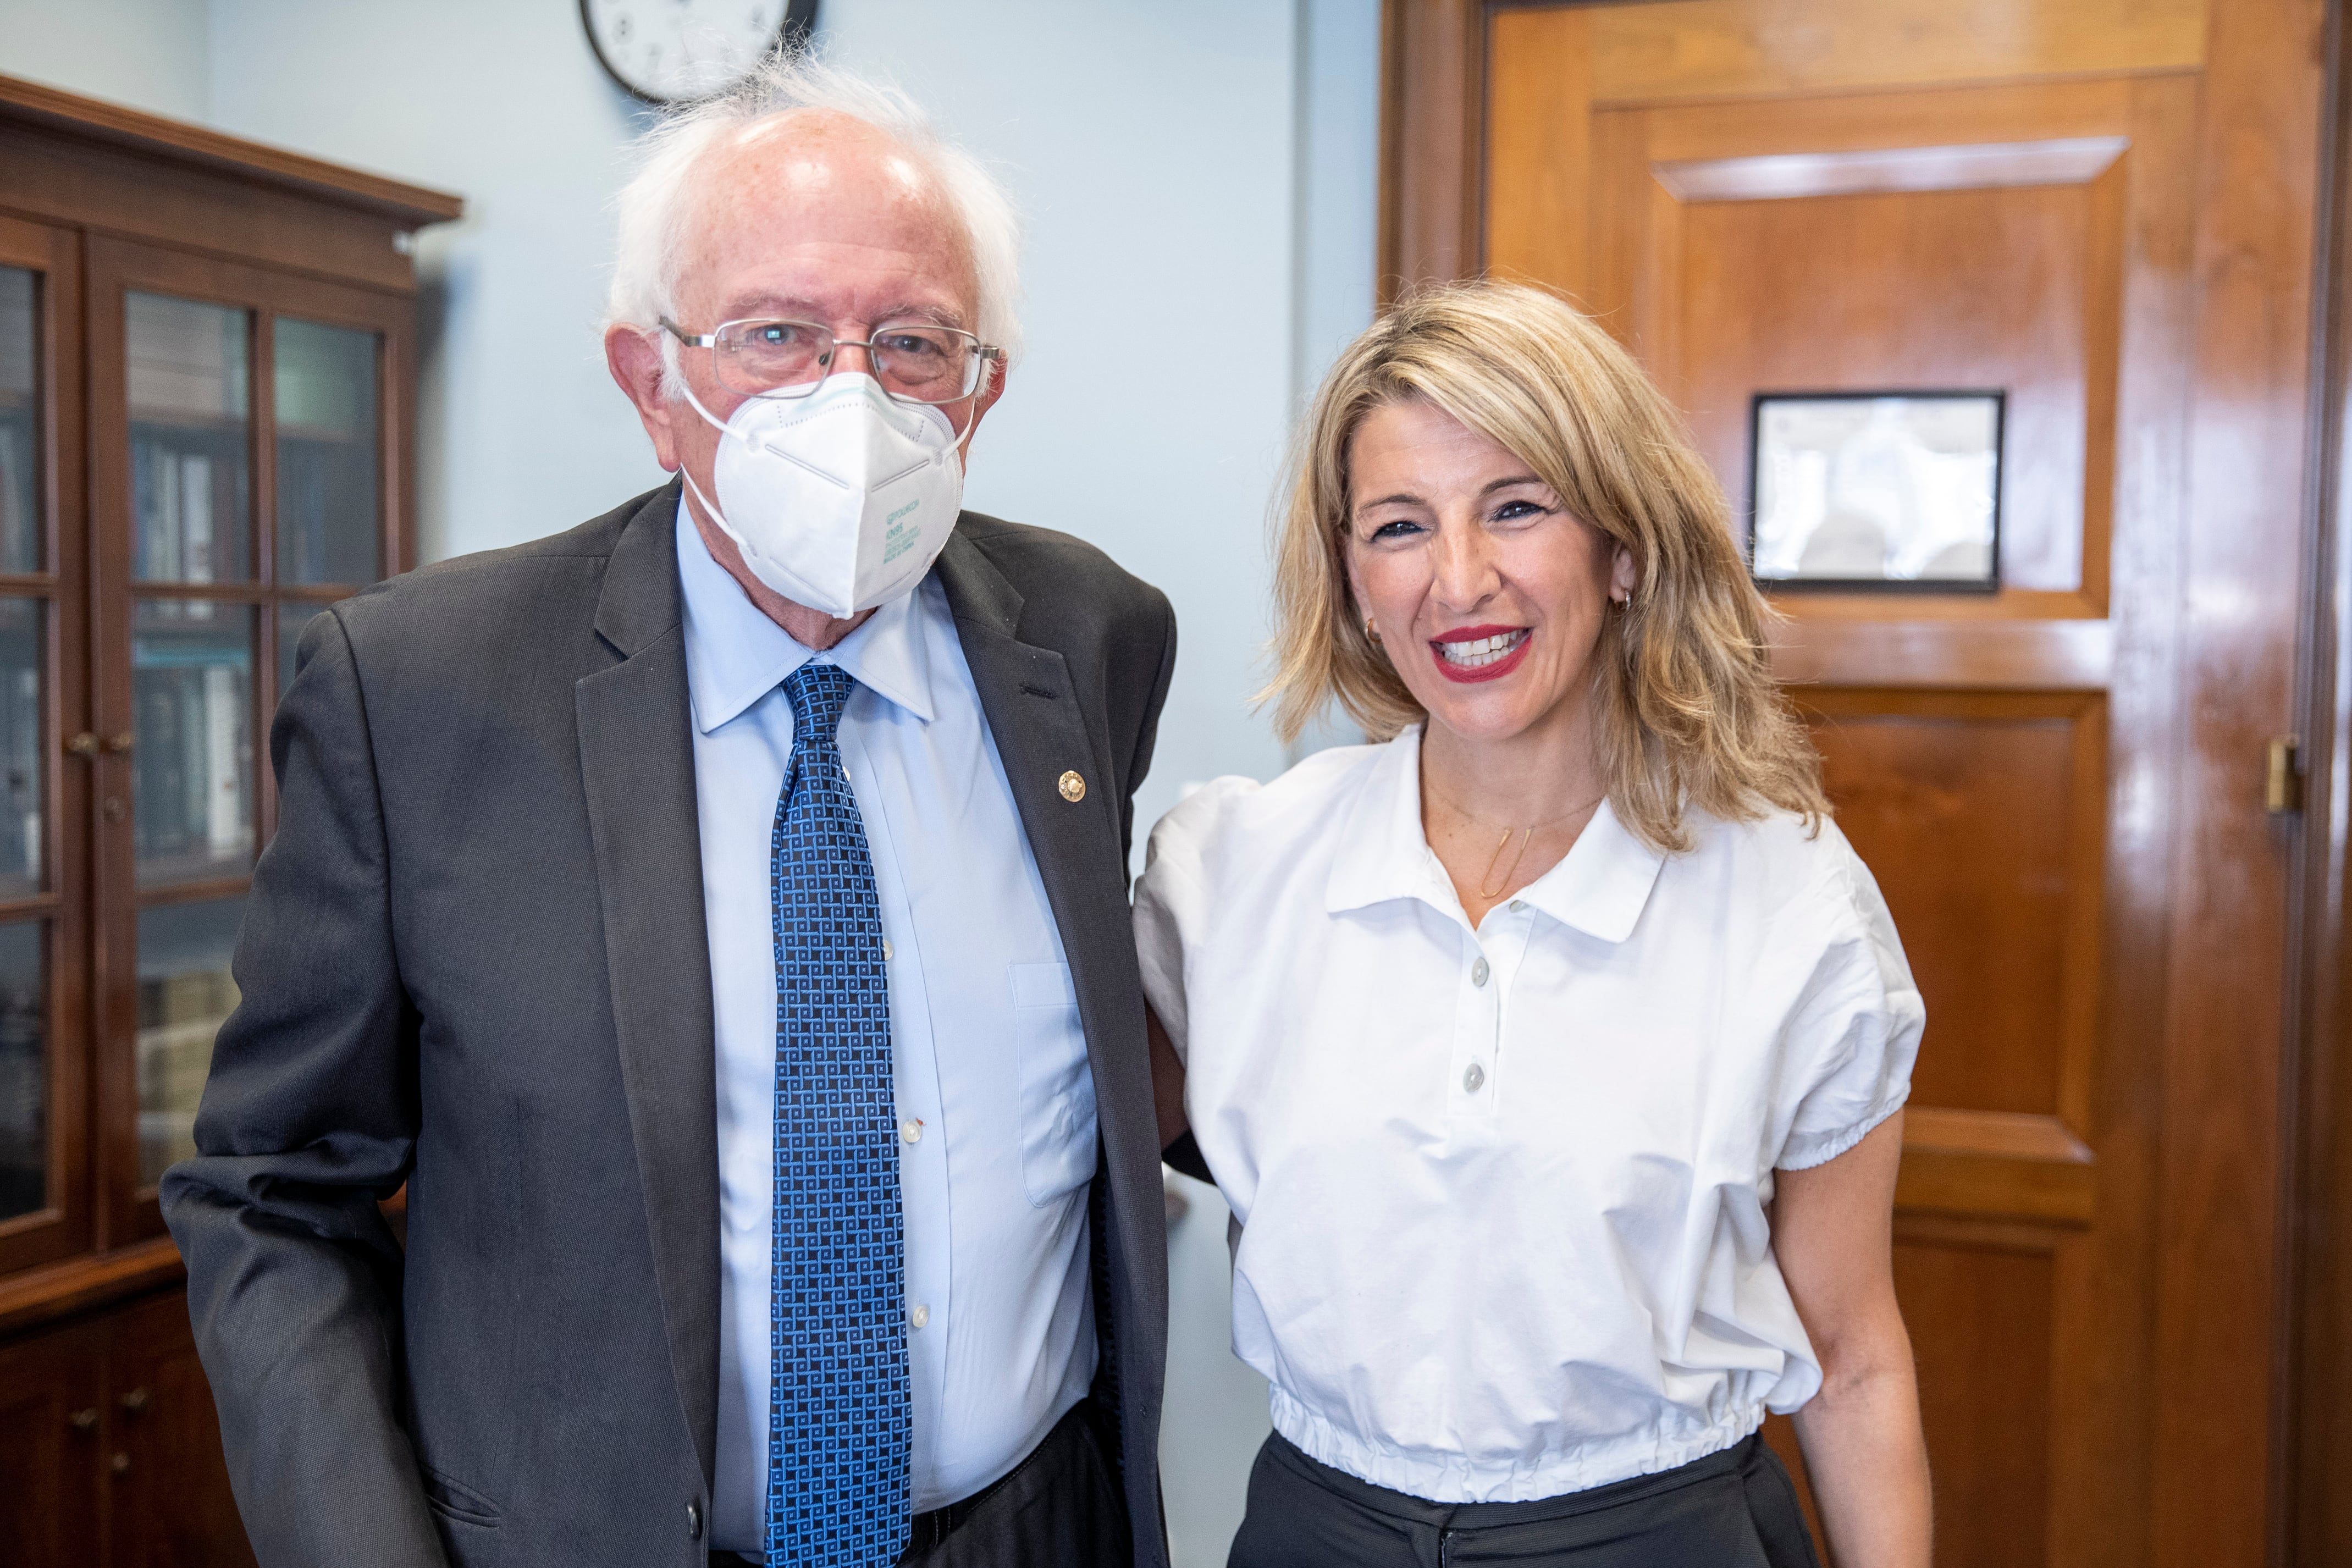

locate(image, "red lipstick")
[[1429, 624, 1532, 684]]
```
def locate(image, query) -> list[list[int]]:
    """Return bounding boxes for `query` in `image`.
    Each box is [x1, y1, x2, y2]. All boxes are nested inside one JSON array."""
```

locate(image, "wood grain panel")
[[1765, 1233, 2062, 1568], [1378, 0, 1484, 297], [1486, 8, 1594, 297], [1655, 135, 2126, 203], [0, 1314, 102, 1567], [1678, 179, 2105, 604], [1769, 619, 2112, 687], [1897, 1238, 2057, 1567], [1805, 694, 2102, 1122], [1637, 73, 2145, 167], [104, 1289, 255, 1566], [1584, 0, 2205, 107], [2289, 13, 2352, 1564], [1898, 1107, 2096, 1225], [0, 125, 424, 297], [2149, 0, 2325, 1559]]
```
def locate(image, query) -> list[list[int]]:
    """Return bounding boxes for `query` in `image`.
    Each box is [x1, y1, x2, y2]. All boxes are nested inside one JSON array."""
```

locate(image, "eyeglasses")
[[660, 316, 1002, 405]]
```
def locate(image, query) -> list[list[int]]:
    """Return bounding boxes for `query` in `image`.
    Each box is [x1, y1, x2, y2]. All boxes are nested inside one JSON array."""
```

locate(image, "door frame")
[[2290, 7, 2352, 1566], [1379, 1, 2337, 1562]]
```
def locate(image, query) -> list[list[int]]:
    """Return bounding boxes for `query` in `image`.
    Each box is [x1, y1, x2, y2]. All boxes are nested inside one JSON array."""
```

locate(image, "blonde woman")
[[1135, 281, 1931, 1567]]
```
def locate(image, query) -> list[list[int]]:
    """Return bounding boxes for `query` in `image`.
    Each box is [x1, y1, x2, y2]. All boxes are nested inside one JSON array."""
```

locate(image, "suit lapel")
[[575, 483, 721, 1487], [931, 527, 1161, 1304]]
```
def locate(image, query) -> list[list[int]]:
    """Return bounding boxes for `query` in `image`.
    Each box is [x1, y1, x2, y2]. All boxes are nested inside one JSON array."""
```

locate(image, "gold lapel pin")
[[1058, 770, 1086, 803]]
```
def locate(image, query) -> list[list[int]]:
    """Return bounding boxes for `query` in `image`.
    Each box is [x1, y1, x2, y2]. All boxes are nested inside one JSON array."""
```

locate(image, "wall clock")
[[582, 0, 819, 105]]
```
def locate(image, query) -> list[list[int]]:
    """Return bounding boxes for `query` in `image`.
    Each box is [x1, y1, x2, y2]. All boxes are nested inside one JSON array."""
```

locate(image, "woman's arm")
[[1148, 1005, 1189, 1155], [1771, 1110, 1931, 1568]]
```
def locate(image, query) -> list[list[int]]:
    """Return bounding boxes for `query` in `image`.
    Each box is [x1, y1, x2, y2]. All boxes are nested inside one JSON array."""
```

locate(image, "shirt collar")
[[1324, 725, 1666, 943], [675, 507, 935, 733]]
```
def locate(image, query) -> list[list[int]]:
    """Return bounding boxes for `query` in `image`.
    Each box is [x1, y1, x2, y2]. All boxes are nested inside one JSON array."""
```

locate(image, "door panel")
[[0, 211, 90, 1282], [84, 237, 409, 1246], [0, 1315, 103, 1568], [104, 1289, 256, 1568], [1439, 1, 2325, 1563]]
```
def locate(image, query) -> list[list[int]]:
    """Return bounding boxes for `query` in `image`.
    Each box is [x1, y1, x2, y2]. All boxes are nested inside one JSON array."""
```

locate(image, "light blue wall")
[[0, 0, 213, 123], [0, 5, 1380, 1561]]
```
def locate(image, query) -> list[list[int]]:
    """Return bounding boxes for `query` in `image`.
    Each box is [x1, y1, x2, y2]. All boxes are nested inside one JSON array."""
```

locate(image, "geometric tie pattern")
[[764, 661, 911, 1568]]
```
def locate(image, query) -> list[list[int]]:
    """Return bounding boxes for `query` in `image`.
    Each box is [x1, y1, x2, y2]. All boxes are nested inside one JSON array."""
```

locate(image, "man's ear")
[[605, 324, 683, 472]]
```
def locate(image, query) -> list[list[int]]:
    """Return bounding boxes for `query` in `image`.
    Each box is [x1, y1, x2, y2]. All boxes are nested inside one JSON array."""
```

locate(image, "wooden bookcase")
[[0, 73, 459, 1563]]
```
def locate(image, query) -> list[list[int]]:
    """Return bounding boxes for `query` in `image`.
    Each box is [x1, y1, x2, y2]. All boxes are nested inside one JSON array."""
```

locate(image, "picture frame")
[[1744, 389, 2006, 593]]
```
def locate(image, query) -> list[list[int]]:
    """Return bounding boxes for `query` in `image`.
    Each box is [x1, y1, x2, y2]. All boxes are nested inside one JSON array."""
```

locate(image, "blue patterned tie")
[[765, 662, 910, 1567]]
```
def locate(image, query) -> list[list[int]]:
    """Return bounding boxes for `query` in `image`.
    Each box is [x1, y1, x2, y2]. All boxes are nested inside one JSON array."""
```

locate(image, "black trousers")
[[709, 1398, 1130, 1568], [1227, 1431, 1822, 1568]]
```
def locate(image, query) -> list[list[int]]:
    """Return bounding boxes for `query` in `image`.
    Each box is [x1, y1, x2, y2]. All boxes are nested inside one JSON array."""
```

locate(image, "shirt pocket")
[[1010, 960, 1098, 1206]]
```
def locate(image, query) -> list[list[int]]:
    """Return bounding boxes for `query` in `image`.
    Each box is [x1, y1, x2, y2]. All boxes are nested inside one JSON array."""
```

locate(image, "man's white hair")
[[606, 51, 1022, 395]]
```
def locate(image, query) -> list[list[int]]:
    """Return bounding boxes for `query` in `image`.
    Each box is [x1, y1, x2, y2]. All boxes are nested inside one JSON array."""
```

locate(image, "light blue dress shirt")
[[676, 513, 1099, 1551]]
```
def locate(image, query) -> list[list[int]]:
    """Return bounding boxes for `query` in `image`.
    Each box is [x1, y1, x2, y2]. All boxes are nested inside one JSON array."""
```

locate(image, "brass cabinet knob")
[[119, 1387, 150, 1414], [65, 732, 97, 758], [101, 732, 134, 754], [109, 1451, 130, 1473], [68, 1407, 98, 1432]]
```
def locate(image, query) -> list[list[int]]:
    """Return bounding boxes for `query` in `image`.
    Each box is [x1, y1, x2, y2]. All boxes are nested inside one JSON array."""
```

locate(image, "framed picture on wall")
[[1745, 390, 2005, 592]]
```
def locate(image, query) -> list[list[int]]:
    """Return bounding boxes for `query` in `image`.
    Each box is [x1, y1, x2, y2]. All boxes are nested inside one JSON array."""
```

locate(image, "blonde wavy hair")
[[1263, 279, 1828, 854]]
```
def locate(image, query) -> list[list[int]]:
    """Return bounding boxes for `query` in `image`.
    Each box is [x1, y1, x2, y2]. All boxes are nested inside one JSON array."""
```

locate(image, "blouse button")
[[910, 1304, 931, 1329], [1471, 957, 1490, 987], [900, 1119, 921, 1145], [1509, 899, 1527, 913], [1463, 1062, 1486, 1093]]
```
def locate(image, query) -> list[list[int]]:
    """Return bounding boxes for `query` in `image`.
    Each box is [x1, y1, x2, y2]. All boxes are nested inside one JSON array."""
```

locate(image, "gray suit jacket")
[[161, 482, 1179, 1568]]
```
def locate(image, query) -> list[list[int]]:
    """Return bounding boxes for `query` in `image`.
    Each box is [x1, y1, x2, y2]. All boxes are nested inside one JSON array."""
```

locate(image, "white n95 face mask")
[[676, 372, 965, 619]]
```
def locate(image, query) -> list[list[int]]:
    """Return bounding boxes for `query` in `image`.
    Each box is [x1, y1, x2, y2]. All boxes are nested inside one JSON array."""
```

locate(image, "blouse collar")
[[1324, 726, 1666, 943]]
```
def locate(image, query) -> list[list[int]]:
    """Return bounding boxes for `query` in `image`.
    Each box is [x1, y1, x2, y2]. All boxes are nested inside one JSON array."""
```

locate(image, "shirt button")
[[882, 938, 894, 960], [909, 1304, 930, 1329], [1464, 1062, 1486, 1092], [1471, 957, 1490, 987], [686, 1501, 703, 1541], [900, 1119, 921, 1145], [1509, 900, 1527, 913]]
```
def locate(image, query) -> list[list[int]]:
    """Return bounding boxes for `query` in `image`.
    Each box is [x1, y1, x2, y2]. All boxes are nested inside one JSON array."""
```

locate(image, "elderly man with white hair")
[[163, 54, 1177, 1568]]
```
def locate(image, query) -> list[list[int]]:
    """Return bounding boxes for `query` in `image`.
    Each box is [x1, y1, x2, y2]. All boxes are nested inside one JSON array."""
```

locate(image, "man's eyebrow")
[[718, 295, 970, 329]]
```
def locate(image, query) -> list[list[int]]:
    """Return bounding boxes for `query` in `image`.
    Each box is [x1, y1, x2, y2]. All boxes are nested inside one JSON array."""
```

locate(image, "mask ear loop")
[[669, 378, 744, 535]]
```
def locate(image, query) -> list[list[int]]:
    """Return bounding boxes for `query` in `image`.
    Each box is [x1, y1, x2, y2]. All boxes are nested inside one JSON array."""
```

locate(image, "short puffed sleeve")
[[1133, 777, 1252, 1064], [1775, 844, 1926, 1171]]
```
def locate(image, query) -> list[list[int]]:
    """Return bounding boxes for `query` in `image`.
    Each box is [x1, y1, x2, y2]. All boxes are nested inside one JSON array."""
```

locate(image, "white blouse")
[[1133, 728, 1923, 1503]]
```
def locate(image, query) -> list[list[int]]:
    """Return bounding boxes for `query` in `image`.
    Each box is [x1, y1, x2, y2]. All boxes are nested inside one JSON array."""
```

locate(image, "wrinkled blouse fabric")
[[1133, 730, 1924, 1504]]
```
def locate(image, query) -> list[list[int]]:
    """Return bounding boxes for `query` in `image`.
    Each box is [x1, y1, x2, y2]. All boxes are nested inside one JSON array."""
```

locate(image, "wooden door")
[[0, 210, 93, 1283], [103, 1290, 254, 1568], [0, 1313, 103, 1567], [81, 237, 410, 1249], [1387, 1, 2323, 1564]]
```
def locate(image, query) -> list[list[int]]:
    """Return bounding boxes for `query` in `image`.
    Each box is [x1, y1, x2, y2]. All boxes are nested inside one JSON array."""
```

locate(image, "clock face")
[[581, 0, 811, 105]]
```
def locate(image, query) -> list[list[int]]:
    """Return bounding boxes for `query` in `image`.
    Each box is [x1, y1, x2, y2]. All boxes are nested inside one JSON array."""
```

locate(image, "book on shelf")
[[132, 440, 218, 582]]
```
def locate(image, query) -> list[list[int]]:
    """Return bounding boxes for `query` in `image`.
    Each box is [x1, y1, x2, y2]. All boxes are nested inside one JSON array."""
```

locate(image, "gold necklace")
[[1431, 788, 1609, 901]]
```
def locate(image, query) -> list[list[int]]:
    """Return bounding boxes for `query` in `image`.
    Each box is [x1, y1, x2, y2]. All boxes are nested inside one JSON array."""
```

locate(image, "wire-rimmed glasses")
[[660, 316, 1001, 405]]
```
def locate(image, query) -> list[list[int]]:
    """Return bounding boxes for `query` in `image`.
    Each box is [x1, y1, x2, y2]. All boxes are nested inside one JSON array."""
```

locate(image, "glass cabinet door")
[[0, 217, 82, 1278], [0, 273, 43, 1228], [91, 241, 402, 1236]]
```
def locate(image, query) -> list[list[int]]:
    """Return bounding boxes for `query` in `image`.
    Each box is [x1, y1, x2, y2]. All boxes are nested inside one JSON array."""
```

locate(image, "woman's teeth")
[[1434, 630, 1529, 668]]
